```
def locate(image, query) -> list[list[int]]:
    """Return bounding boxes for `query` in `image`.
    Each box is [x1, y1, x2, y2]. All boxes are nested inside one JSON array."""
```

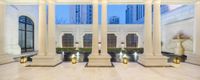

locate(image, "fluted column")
[[153, 0, 162, 56], [186, 0, 200, 65], [38, 0, 47, 56], [91, 0, 99, 55], [0, 0, 14, 65], [101, 0, 109, 55], [143, 0, 153, 56], [30, 0, 61, 67], [87, 0, 112, 67], [47, 0, 56, 56], [138, 0, 169, 67]]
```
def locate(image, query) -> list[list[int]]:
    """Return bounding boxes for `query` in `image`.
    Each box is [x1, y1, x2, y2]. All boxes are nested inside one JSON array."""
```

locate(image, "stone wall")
[[161, 5, 194, 54]]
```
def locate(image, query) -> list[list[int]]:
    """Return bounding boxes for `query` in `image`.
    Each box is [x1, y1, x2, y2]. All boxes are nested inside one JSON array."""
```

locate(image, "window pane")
[[26, 32, 34, 51], [107, 34, 117, 48], [26, 24, 33, 31], [19, 30, 25, 51], [126, 34, 138, 48], [19, 23, 25, 30], [62, 34, 74, 47], [84, 34, 92, 48]]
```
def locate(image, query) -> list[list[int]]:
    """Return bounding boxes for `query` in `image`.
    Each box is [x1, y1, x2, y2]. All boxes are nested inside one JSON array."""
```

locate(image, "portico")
[[0, 0, 200, 67]]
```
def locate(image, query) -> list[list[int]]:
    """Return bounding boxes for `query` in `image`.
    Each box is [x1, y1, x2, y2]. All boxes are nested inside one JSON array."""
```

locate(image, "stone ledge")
[[138, 55, 171, 67]]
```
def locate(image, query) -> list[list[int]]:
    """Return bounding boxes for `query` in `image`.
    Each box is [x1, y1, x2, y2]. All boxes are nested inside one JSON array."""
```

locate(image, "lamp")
[[173, 57, 181, 64], [122, 54, 128, 64], [71, 54, 77, 64], [20, 56, 27, 64]]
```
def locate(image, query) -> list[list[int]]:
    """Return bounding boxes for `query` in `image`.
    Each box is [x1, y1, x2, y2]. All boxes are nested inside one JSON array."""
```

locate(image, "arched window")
[[126, 34, 138, 48], [107, 34, 117, 48], [83, 34, 92, 48], [62, 34, 74, 48], [19, 16, 34, 53]]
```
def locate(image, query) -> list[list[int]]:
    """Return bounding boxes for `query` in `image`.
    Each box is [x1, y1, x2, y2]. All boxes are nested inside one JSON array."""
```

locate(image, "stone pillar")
[[87, 0, 112, 67], [0, 1, 14, 65], [30, 0, 61, 67], [138, 0, 169, 67], [186, 0, 200, 65]]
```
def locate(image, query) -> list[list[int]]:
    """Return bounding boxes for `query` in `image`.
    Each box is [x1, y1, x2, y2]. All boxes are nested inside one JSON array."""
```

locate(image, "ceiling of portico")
[[4, 0, 195, 5]]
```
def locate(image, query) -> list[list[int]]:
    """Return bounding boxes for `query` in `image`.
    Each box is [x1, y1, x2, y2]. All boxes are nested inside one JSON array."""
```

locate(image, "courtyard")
[[0, 62, 200, 80]]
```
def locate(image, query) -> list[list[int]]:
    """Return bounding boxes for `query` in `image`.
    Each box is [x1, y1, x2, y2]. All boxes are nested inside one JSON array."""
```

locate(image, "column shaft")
[[48, 0, 56, 56], [0, 1, 6, 54], [143, 0, 153, 55], [0, 1, 14, 65], [101, 0, 108, 55], [194, 1, 200, 55], [38, 0, 47, 56], [91, 0, 99, 55], [153, 0, 162, 56]]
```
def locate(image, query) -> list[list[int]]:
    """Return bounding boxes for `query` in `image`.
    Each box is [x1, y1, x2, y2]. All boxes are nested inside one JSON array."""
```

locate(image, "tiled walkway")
[[0, 62, 200, 80]]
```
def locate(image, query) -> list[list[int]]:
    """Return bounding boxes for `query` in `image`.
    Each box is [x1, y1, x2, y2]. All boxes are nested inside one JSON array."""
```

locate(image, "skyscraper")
[[109, 16, 120, 24], [126, 5, 145, 24], [69, 5, 93, 24]]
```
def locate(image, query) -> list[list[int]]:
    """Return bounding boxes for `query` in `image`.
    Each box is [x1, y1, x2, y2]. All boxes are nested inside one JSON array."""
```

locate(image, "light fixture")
[[20, 56, 27, 64], [71, 54, 77, 64], [76, 51, 80, 62], [133, 52, 138, 61], [173, 57, 181, 64], [123, 54, 128, 64]]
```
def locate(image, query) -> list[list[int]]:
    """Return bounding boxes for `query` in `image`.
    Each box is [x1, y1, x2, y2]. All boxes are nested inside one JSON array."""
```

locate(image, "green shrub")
[[125, 48, 144, 54], [56, 48, 76, 53], [79, 48, 92, 53], [108, 48, 121, 53]]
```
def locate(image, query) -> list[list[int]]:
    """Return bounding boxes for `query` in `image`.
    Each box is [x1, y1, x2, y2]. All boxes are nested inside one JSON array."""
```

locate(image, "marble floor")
[[0, 62, 200, 80]]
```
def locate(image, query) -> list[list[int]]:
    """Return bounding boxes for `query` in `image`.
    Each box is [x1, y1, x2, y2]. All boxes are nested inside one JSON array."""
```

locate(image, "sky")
[[56, 5, 130, 24], [55, 5, 183, 24]]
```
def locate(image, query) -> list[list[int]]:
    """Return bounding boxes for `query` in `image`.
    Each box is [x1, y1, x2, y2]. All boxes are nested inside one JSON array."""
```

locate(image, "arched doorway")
[[18, 16, 34, 53]]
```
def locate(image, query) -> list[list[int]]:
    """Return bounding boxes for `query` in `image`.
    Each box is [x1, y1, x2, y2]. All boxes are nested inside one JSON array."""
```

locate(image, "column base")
[[186, 54, 200, 65], [0, 54, 14, 65], [87, 54, 113, 67], [28, 54, 62, 67], [138, 54, 170, 67]]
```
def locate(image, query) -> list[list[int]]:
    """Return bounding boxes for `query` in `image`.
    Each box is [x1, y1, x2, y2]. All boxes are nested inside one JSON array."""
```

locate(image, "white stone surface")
[[1, 62, 200, 80]]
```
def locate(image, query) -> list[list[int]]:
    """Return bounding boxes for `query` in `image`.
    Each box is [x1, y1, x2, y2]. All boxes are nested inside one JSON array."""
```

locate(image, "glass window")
[[62, 34, 74, 48], [19, 16, 34, 53], [126, 34, 138, 48], [83, 34, 92, 48], [107, 34, 117, 48]]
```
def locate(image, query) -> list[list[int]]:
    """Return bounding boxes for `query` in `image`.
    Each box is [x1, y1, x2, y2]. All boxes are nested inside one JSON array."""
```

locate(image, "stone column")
[[186, 0, 200, 65], [138, 0, 169, 67], [47, 0, 57, 56], [87, 0, 112, 67], [30, 0, 61, 67], [0, 0, 14, 65], [91, 0, 99, 55]]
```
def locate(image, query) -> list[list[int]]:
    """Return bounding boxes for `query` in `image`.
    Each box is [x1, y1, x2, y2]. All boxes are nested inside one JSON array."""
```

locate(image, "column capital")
[[39, 0, 46, 4], [153, 0, 161, 3], [48, 0, 55, 4], [145, 0, 152, 4], [102, 0, 108, 4], [0, 0, 6, 4], [93, 0, 99, 4], [195, 0, 200, 4]]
